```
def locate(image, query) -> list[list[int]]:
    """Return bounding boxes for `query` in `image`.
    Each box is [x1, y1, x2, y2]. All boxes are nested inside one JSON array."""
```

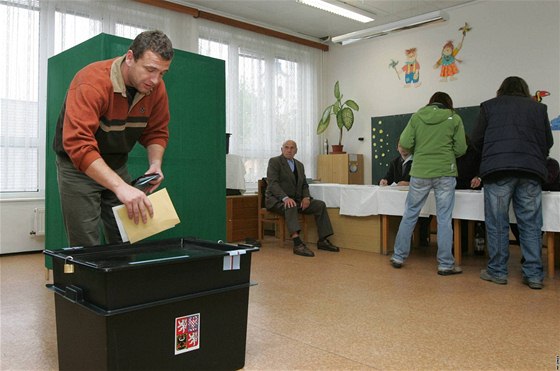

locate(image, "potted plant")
[[316, 81, 360, 154]]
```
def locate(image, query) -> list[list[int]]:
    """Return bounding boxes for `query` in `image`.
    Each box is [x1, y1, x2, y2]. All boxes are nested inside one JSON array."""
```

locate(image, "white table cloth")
[[309, 183, 560, 232]]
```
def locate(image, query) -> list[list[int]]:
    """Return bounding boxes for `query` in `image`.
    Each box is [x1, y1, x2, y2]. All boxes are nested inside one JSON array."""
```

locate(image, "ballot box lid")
[[44, 237, 252, 272], [44, 237, 258, 310]]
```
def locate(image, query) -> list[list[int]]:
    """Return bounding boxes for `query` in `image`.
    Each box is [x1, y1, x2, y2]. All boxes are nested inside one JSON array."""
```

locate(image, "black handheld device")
[[131, 173, 160, 192]]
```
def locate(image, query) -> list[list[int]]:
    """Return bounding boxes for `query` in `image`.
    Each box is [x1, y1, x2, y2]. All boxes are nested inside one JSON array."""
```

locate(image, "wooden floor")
[[1, 238, 558, 370]]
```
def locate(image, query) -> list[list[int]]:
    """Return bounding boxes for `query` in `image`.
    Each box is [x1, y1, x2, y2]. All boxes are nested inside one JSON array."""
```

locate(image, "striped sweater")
[[53, 55, 170, 172]]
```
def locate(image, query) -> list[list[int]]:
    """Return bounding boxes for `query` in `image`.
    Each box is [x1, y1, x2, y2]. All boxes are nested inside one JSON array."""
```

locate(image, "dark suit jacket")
[[265, 155, 310, 210], [383, 156, 411, 184]]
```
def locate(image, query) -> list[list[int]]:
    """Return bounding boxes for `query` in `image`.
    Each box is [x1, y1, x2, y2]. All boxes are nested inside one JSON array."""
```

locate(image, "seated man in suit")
[[380, 141, 431, 247], [265, 140, 340, 257]]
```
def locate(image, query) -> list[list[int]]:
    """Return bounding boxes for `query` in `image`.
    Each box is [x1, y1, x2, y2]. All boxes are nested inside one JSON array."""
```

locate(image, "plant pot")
[[331, 144, 346, 154]]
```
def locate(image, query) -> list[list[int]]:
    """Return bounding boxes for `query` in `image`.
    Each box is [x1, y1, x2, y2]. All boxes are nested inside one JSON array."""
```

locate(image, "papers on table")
[[113, 188, 181, 244]]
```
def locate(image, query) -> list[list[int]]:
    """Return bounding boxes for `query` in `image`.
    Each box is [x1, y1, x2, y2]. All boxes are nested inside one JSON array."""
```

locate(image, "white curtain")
[[198, 20, 322, 189], [1, 0, 321, 195], [1, 0, 40, 193]]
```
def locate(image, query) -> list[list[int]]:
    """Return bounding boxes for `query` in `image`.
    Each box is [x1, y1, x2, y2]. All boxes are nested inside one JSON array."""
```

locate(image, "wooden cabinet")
[[317, 154, 364, 184], [226, 195, 258, 242]]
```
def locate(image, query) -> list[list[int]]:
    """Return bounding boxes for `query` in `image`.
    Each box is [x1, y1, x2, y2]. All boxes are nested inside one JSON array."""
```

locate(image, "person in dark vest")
[[472, 76, 553, 289]]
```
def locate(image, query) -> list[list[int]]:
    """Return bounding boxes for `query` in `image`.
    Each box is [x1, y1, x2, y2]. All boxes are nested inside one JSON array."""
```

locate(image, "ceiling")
[[171, 0, 475, 41]]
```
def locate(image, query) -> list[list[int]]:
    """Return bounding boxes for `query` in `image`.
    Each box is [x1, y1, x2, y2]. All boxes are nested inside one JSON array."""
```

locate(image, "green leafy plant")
[[316, 81, 360, 146]]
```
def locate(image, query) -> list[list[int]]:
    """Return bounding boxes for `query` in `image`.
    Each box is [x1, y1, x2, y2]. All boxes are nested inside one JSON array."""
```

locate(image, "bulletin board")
[[371, 106, 480, 184]]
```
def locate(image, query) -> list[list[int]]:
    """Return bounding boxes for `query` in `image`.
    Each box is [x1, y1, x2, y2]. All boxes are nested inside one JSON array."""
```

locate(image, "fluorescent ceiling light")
[[296, 0, 375, 23], [332, 10, 449, 45]]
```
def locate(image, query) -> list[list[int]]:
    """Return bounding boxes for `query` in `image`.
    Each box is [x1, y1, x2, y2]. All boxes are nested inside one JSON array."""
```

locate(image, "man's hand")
[[115, 183, 154, 224], [85, 158, 154, 224], [283, 197, 297, 209], [142, 168, 164, 194], [379, 179, 388, 186], [470, 177, 482, 189]]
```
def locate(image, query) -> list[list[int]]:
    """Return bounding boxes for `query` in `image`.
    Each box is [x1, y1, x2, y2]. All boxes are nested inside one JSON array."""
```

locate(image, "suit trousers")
[[268, 199, 333, 240]]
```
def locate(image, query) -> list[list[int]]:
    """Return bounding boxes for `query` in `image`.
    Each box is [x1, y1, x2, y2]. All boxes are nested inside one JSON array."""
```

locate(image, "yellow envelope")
[[112, 188, 181, 244]]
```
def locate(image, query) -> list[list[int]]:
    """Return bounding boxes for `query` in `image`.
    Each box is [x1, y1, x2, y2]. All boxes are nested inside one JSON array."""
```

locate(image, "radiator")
[[30, 207, 45, 236]]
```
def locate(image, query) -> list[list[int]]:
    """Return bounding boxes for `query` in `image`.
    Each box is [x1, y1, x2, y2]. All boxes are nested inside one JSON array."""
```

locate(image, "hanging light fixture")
[[296, 0, 375, 23], [332, 10, 449, 45]]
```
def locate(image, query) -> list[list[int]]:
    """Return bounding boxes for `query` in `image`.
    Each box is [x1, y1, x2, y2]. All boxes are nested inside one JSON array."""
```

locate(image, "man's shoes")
[[437, 266, 463, 276], [390, 258, 403, 269], [522, 277, 543, 290], [293, 243, 314, 257], [480, 269, 508, 285], [317, 239, 340, 252]]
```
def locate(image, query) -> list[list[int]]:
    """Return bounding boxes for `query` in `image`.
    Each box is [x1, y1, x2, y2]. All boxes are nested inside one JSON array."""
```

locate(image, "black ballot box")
[[44, 237, 258, 371]]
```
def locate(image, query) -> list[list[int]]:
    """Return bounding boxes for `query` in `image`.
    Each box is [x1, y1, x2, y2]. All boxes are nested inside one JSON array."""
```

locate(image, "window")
[[199, 30, 320, 188], [1, 1, 155, 195], [54, 10, 102, 54], [115, 23, 148, 40], [0, 0, 39, 192]]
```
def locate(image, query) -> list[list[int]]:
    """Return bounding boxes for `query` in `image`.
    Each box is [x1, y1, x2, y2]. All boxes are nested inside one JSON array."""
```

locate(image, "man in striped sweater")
[[53, 30, 174, 247]]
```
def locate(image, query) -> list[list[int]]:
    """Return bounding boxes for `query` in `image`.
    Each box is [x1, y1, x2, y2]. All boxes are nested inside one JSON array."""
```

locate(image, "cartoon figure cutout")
[[434, 22, 471, 82], [401, 48, 421, 88]]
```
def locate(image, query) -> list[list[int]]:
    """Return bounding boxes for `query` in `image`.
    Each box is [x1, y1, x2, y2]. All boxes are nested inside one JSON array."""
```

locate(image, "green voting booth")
[[45, 33, 226, 268]]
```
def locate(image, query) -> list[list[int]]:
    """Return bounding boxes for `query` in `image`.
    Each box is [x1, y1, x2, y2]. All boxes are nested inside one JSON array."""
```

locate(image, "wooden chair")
[[257, 178, 307, 241]]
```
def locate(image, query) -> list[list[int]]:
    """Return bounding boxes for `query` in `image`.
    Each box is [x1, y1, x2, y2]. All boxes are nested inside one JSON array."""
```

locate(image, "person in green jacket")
[[390, 92, 467, 275]]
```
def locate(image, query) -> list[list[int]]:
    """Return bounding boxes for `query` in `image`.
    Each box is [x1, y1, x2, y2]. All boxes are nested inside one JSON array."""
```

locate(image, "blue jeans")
[[392, 176, 456, 269], [484, 177, 543, 282]]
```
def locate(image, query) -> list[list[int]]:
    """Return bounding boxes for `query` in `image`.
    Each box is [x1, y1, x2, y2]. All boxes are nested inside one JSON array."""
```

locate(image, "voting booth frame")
[[45, 33, 227, 269]]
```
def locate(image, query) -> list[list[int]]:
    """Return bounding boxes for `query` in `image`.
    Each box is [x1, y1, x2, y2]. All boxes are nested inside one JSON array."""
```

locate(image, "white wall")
[[323, 0, 560, 184]]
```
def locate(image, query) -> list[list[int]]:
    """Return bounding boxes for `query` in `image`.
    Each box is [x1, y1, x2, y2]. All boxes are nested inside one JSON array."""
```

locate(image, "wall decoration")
[[371, 118, 397, 171], [533, 90, 550, 102], [551, 116, 560, 131], [400, 48, 421, 88], [534, 90, 556, 130], [388, 59, 400, 80], [434, 22, 471, 82]]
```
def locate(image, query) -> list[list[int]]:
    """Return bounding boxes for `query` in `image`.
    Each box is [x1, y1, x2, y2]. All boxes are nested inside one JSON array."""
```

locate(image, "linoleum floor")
[[1, 238, 558, 370]]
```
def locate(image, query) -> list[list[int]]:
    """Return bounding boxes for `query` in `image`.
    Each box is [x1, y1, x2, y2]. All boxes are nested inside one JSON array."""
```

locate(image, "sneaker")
[[390, 258, 403, 269], [437, 266, 463, 276], [480, 269, 507, 285], [293, 243, 314, 257], [522, 277, 543, 290], [317, 239, 340, 252]]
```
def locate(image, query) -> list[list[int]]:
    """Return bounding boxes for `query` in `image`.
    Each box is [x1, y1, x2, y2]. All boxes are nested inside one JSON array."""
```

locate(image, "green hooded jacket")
[[399, 104, 467, 178]]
